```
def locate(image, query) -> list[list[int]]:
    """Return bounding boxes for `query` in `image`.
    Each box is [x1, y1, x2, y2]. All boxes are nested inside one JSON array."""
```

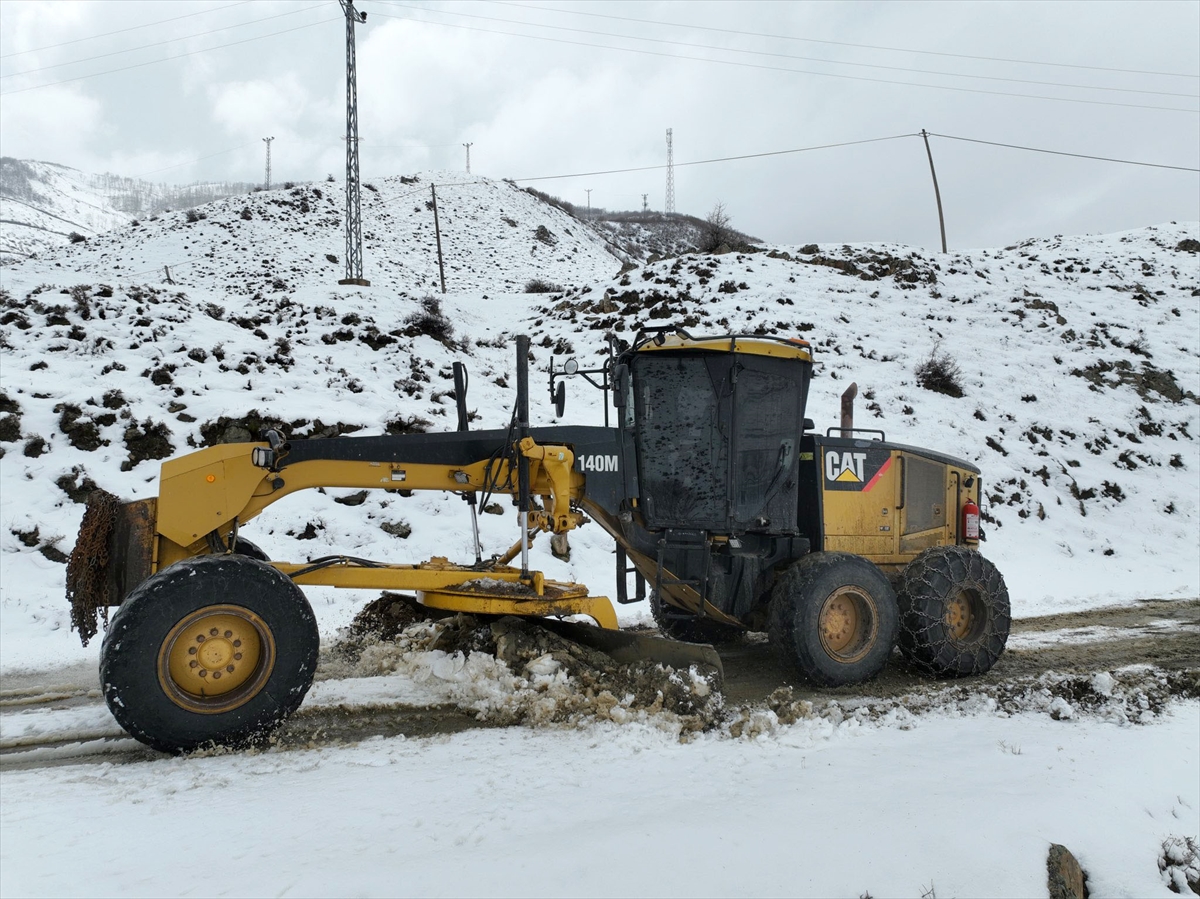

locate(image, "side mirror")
[[802, 417, 814, 432], [554, 382, 566, 418], [612, 364, 629, 409]]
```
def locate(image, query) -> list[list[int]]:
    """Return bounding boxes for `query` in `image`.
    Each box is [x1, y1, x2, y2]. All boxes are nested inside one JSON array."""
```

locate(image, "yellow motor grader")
[[69, 327, 1009, 753]]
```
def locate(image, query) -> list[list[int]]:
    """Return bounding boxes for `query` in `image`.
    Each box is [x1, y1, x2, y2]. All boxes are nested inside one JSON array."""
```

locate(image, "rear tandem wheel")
[[768, 552, 899, 686], [896, 545, 1010, 677], [99, 554, 319, 754]]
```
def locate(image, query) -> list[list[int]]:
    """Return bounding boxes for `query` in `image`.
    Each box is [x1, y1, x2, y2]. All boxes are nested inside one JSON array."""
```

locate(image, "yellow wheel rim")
[[158, 605, 276, 714], [945, 588, 984, 644], [818, 587, 877, 664]]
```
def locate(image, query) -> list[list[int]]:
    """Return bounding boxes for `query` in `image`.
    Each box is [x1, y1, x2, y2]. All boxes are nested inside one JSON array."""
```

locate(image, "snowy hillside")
[[0, 170, 1196, 672], [0, 157, 253, 265]]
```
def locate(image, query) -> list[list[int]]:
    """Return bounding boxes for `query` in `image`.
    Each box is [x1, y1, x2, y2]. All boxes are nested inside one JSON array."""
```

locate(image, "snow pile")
[[728, 665, 1200, 740], [0, 168, 1196, 674], [312, 611, 722, 735]]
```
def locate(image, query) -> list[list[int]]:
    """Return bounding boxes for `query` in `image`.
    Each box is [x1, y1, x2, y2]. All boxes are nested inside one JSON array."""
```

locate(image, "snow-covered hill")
[[0, 157, 254, 265], [0, 170, 1196, 672]]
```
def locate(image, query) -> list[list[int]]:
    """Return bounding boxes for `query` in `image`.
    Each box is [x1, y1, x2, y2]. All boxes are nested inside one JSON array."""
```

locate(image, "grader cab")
[[69, 327, 1009, 753]]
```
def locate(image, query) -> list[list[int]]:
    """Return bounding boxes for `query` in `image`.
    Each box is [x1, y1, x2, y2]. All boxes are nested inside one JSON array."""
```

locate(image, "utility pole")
[[262, 136, 274, 190], [463, 142, 473, 174], [338, 0, 369, 286], [585, 188, 592, 216], [920, 129, 948, 254], [664, 128, 675, 214], [641, 193, 648, 213], [431, 184, 446, 294]]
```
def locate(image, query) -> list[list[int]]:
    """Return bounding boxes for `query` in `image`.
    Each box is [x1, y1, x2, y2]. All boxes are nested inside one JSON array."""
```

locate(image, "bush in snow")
[[404, 296, 454, 342], [523, 279, 562, 294], [915, 343, 965, 398]]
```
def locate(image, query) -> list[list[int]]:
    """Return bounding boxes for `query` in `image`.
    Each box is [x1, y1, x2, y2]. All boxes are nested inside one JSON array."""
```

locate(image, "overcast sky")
[[1, 0, 1197, 250]]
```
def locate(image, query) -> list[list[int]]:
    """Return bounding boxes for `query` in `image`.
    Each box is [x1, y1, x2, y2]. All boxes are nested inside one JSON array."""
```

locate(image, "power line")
[[495, 0, 1200, 81], [377, 2, 1198, 99], [0, 17, 338, 95], [511, 131, 1198, 184], [513, 134, 919, 182], [0, 1, 251, 59], [366, 10, 1198, 114], [136, 143, 258, 178], [927, 132, 1200, 173], [2, 4, 328, 79]]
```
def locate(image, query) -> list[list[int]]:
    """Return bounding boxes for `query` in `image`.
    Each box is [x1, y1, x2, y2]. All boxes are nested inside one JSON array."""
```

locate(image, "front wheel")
[[100, 554, 319, 754], [768, 552, 898, 686], [897, 546, 1010, 677]]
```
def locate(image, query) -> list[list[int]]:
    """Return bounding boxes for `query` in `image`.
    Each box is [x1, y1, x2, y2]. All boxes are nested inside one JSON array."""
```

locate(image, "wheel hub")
[[158, 605, 275, 713], [818, 588, 876, 663], [944, 588, 983, 643]]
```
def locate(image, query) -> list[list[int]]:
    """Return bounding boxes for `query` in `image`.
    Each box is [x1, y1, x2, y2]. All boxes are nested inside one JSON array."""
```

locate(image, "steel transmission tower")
[[262, 136, 274, 189], [664, 128, 675, 214], [338, 0, 369, 286]]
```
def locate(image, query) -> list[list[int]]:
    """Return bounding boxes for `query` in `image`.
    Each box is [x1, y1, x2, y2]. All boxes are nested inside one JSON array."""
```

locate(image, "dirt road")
[[3, 598, 1197, 770]]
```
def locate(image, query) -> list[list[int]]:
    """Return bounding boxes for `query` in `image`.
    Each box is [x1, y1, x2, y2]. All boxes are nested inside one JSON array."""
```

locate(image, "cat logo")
[[825, 450, 867, 483], [577, 454, 619, 473], [823, 447, 893, 492]]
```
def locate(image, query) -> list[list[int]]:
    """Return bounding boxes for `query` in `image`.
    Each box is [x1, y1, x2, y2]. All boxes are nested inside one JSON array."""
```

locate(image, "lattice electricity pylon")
[[338, 0, 370, 286], [262, 136, 274, 190], [664, 128, 675, 214]]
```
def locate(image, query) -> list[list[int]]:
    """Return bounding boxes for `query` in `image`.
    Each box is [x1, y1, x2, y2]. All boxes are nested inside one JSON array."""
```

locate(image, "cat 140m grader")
[[69, 326, 1010, 753]]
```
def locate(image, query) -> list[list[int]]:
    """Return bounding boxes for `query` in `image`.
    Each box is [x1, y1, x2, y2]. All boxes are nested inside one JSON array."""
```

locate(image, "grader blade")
[[539, 618, 724, 680]]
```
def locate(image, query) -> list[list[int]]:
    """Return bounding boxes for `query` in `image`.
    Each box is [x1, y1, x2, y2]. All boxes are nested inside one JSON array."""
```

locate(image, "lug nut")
[[210, 628, 219, 636], [196, 635, 205, 642], [189, 660, 198, 669], [224, 630, 233, 638], [226, 665, 235, 673], [188, 647, 197, 655], [199, 670, 208, 677], [234, 653, 243, 661], [212, 671, 221, 679], [233, 639, 242, 647]]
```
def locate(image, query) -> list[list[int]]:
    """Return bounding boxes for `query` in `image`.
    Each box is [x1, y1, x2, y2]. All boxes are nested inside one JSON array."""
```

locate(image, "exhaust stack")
[[840, 382, 858, 434]]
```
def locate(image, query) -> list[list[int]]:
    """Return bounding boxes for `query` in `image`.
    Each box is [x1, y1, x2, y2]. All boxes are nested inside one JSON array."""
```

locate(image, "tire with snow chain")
[[896, 546, 1010, 677], [768, 552, 899, 687], [100, 554, 319, 754], [649, 590, 740, 644]]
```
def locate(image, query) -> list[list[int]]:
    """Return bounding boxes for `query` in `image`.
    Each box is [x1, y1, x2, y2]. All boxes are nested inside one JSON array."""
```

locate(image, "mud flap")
[[539, 618, 724, 681], [66, 490, 157, 646]]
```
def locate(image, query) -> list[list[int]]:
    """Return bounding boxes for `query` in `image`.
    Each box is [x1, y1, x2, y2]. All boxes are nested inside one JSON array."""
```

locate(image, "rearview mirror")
[[612, 364, 629, 409], [554, 382, 566, 418]]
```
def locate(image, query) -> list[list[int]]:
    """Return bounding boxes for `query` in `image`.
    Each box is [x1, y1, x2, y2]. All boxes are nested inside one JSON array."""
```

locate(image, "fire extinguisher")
[[962, 497, 980, 545]]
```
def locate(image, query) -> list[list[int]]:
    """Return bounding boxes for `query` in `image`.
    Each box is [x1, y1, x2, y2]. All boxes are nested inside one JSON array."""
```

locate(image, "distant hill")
[[0, 157, 255, 265]]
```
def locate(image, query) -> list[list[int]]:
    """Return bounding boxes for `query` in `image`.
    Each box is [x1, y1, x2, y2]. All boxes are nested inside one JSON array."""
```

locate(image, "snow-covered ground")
[[0, 175, 1197, 896], [2, 690, 1197, 898]]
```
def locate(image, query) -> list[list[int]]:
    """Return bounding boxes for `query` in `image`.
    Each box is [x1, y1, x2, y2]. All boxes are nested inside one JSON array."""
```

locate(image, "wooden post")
[[431, 184, 447, 294], [920, 129, 948, 254]]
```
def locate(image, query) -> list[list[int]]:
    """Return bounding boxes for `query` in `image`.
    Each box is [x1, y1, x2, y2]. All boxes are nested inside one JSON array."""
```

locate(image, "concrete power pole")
[[338, 0, 369, 286], [585, 188, 592, 216], [463, 142, 473, 174], [664, 128, 675, 214], [642, 193, 648, 212], [262, 136, 274, 190]]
